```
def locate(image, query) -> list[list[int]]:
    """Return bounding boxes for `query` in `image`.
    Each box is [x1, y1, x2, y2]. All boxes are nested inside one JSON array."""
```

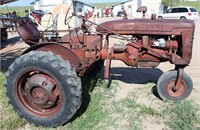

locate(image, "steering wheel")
[[64, 2, 73, 25]]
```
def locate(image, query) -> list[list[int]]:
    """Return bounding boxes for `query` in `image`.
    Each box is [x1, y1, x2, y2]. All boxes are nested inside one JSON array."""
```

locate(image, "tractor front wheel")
[[5, 51, 82, 127], [157, 70, 193, 101]]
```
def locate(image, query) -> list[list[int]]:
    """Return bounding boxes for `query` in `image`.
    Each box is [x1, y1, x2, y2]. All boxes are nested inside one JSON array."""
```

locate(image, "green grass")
[[139, 104, 161, 117], [0, 6, 33, 17], [0, 74, 200, 130], [116, 98, 143, 130], [178, 1, 200, 11], [164, 101, 200, 130], [0, 73, 26, 129], [61, 91, 110, 130]]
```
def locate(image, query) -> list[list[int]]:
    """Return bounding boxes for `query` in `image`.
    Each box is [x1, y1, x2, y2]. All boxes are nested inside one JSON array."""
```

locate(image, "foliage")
[[91, 2, 119, 9], [178, 1, 200, 11], [0, 6, 33, 17], [162, 0, 200, 11], [162, 0, 180, 6]]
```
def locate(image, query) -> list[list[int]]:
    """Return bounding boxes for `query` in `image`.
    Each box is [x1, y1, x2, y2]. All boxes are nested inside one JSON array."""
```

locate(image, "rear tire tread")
[[5, 51, 82, 127]]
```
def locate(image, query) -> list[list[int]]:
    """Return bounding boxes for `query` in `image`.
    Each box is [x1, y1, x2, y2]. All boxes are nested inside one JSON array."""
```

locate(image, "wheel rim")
[[15, 70, 63, 118], [181, 17, 186, 19], [165, 80, 186, 98]]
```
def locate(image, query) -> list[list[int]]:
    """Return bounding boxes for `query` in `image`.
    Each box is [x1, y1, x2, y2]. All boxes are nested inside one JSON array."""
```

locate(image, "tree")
[[162, 0, 180, 7]]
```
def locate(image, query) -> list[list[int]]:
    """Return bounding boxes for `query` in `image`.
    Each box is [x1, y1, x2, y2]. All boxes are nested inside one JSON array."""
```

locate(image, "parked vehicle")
[[157, 6, 199, 20], [0, 20, 8, 42], [117, 11, 122, 17], [5, 2, 195, 127], [0, 12, 16, 42], [25, 9, 44, 24]]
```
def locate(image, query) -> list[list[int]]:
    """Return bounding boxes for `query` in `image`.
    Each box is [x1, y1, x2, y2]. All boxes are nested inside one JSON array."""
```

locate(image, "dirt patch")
[[0, 32, 29, 72]]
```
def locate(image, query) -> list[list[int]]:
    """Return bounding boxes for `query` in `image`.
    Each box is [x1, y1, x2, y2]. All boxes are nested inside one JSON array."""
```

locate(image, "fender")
[[23, 43, 81, 68]]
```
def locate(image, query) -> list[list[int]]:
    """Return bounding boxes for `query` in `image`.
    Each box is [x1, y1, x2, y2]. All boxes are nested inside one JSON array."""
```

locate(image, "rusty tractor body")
[[5, 6, 195, 127]]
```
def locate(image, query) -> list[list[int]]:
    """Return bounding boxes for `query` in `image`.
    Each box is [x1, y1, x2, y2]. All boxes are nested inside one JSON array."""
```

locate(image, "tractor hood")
[[96, 19, 195, 35]]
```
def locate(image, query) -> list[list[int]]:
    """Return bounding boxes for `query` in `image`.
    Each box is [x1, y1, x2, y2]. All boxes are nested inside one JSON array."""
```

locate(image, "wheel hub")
[[32, 87, 49, 105], [166, 80, 186, 98], [25, 74, 58, 109]]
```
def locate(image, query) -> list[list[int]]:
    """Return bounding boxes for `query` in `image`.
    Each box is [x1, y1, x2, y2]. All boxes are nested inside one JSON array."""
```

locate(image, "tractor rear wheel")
[[5, 51, 82, 127], [157, 70, 193, 101]]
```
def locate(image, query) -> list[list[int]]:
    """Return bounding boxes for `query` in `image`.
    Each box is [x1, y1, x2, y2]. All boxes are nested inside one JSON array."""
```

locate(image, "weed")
[[119, 98, 142, 130], [121, 98, 138, 108], [96, 79, 109, 89], [164, 101, 200, 130], [139, 105, 161, 117]]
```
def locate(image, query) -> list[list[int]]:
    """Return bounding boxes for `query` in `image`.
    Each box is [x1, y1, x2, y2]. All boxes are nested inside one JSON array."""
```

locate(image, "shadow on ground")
[[68, 61, 103, 123], [109, 67, 164, 100], [0, 35, 22, 49], [0, 48, 24, 72], [151, 85, 162, 100], [110, 67, 163, 84]]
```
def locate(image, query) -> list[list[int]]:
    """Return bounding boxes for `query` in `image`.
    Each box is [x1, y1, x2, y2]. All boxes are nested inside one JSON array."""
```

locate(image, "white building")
[[30, 0, 95, 37], [112, 0, 163, 18], [32, 0, 94, 14], [32, 0, 70, 13]]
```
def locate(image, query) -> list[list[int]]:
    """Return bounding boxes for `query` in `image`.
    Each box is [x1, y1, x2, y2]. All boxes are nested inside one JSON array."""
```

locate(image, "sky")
[[4, 0, 125, 6]]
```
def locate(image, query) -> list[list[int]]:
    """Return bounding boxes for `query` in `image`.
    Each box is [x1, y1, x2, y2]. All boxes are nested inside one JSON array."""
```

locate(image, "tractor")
[[0, 17, 8, 42], [5, 2, 195, 127], [0, 10, 17, 43]]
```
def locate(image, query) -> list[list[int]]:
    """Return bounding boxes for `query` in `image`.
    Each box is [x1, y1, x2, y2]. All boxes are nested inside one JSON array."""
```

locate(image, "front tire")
[[180, 16, 186, 19], [157, 16, 163, 19], [157, 70, 193, 101], [5, 51, 82, 127]]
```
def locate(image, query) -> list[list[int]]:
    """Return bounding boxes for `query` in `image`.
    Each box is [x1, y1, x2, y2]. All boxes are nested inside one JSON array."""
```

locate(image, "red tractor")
[[5, 4, 195, 127]]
